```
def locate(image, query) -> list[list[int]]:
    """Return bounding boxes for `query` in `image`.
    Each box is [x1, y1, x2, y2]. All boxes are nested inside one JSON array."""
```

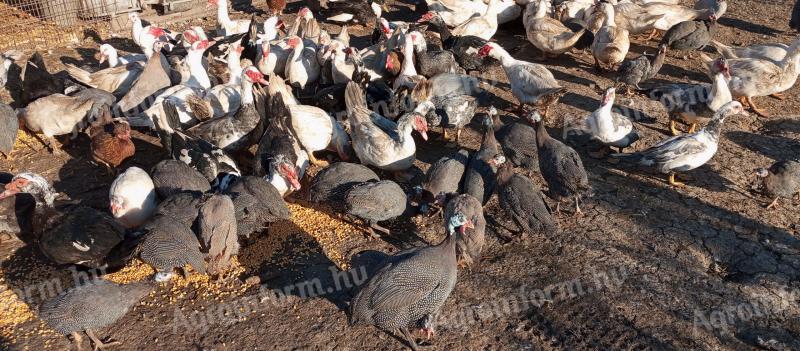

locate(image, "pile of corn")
[[0, 201, 363, 346]]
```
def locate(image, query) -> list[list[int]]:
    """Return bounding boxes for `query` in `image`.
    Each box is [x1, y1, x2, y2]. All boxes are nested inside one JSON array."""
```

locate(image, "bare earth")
[[1, 0, 799, 350]]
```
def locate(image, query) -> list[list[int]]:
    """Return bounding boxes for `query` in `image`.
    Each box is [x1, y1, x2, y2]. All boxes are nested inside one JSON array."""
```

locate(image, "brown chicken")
[[267, 0, 286, 15], [89, 106, 135, 173]]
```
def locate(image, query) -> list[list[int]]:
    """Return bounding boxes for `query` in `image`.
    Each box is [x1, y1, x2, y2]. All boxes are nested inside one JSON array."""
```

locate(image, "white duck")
[[710, 40, 792, 63], [428, 0, 520, 27], [288, 103, 352, 165], [64, 59, 144, 97], [208, 0, 250, 36], [706, 40, 800, 117], [198, 42, 245, 119], [478, 42, 564, 115], [284, 36, 320, 90], [97, 44, 146, 67], [612, 101, 746, 186], [109, 167, 157, 228], [258, 39, 291, 76], [344, 81, 432, 173], [128, 13, 168, 57], [451, 0, 500, 41], [586, 87, 640, 152], [393, 34, 424, 90]]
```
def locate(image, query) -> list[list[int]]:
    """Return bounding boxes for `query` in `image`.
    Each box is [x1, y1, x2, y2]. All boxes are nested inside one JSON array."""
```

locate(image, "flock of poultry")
[[0, 0, 799, 349]]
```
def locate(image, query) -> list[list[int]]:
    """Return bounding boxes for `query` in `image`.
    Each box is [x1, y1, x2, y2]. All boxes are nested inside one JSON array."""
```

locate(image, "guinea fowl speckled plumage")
[[495, 110, 538, 175], [660, 17, 716, 52], [757, 159, 800, 209], [349, 213, 462, 350], [464, 114, 506, 205], [532, 111, 591, 215], [150, 160, 211, 198], [196, 194, 238, 274], [223, 175, 290, 237], [39, 280, 153, 351], [154, 191, 203, 227], [421, 148, 469, 198], [0, 103, 18, 159], [495, 162, 555, 235], [443, 193, 486, 267], [138, 214, 205, 281], [309, 162, 379, 210], [345, 180, 407, 238], [616, 45, 666, 90]]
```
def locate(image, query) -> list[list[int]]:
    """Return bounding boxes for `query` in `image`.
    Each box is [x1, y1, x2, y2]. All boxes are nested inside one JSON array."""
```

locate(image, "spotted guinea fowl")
[[196, 194, 239, 275], [150, 159, 211, 198], [585, 87, 640, 153], [349, 212, 463, 350], [756, 159, 800, 209], [464, 114, 506, 205], [532, 111, 591, 215], [345, 180, 407, 238], [0, 103, 17, 159], [612, 101, 745, 187], [39, 280, 153, 351], [495, 162, 556, 236], [138, 214, 206, 281], [223, 175, 291, 238], [494, 107, 538, 175], [153, 191, 203, 227], [616, 44, 667, 91], [443, 193, 486, 267], [660, 16, 716, 52], [417, 148, 469, 213], [0, 173, 125, 268], [309, 162, 379, 211]]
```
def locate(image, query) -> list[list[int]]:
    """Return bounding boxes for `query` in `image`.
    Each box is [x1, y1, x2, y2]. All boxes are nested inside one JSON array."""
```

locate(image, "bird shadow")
[[760, 118, 800, 135], [659, 62, 707, 82], [3, 62, 24, 108], [59, 47, 101, 70], [718, 17, 782, 36], [726, 130, 800, 162]]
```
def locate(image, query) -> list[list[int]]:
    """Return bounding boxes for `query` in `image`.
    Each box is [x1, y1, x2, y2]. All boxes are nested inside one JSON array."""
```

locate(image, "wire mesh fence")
[[0, 0, 139, 51]]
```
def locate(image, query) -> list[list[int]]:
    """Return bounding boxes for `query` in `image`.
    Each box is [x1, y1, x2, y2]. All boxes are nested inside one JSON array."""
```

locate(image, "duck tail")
[[185, 93, 213, 121], [344, 81, 367, 115]]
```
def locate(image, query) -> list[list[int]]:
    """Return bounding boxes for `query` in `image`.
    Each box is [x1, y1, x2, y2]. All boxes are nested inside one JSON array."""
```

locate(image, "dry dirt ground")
[[1, 0, 799, 350]]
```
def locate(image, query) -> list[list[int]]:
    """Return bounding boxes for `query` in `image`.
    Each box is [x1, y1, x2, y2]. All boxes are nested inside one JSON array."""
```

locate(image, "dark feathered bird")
[[443, 193, 485, 267], [532, 111, 591, 215], [495, 111, 538, 175], [792, 0, 800, 31], [154, 191, 203, 227], [495, 163, 556, 236], [345, 180, 407, 238], [660, 17, 716, 51], [39, 206, 126, 268], [196, 194, 238, 275], [310, 0, 383, 24], [409, 32, 465, 78], [757, 159, 800, 209], [223, 176, 291, 237], [159, 100, 241, 182], [616, 44, 667, 90], [419, 13, 489, 72], [428, 93, 476, 145], [418, 148, 469, 212], [349, 213, 463, 350], [22, 52, 64, 104], [309, 162, 379, 210], [39, 280, 153, 351], [150, 160, 211, 198], [0, 103, 17, 159], [138, 214, 205, 281], [463, 114, 506, 205]]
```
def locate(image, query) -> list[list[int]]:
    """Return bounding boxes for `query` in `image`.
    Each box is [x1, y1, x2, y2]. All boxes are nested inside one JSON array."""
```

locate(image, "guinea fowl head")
[[0, 172, 55, 205], [447, 213, 474, 235]]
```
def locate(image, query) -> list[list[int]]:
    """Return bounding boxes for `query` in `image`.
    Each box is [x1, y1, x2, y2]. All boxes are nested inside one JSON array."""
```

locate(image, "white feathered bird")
[[109, 167, 158, 228]]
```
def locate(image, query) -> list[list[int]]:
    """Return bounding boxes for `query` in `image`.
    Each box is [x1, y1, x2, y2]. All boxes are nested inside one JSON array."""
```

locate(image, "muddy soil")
[[1, 0, 799, 350]]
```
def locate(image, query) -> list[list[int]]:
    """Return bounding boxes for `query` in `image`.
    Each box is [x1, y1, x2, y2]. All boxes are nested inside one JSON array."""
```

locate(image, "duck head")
[[270, 155, 301, 191], [243, 66, 269, 85], [0, 173, 55, 205], [447, 212, 474, 235]]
